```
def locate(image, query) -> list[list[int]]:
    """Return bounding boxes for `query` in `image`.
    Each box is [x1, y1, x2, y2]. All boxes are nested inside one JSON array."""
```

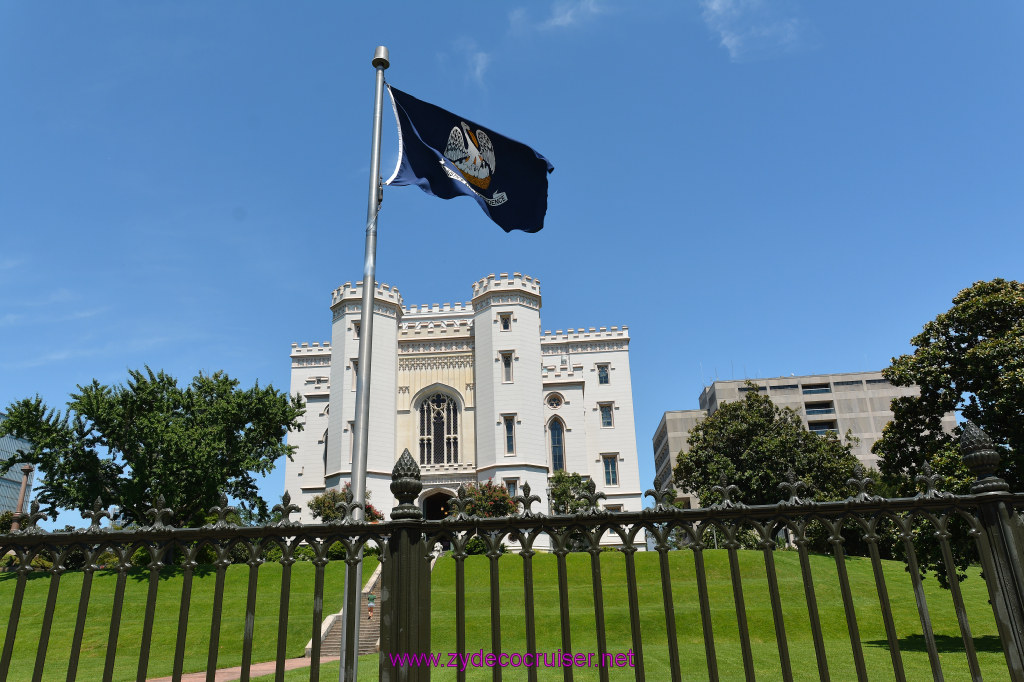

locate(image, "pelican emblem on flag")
[[443, 122, 495, 191]]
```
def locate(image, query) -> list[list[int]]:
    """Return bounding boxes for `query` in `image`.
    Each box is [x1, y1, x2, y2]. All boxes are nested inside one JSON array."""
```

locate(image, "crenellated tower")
[[471, 273, 548, 506], [326, 281, 403, 511]]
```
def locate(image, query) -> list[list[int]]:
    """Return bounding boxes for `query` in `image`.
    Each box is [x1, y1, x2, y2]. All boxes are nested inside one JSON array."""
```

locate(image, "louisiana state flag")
[[385, 85, 554, 234]]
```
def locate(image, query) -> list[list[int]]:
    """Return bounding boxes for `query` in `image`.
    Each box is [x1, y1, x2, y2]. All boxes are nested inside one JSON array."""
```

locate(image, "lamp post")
[[9, 464, 33, 532]]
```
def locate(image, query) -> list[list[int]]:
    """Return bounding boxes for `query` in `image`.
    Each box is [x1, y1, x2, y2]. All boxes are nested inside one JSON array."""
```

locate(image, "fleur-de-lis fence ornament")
[[145, 495, 175, 529], [444, 484, 472, 522], [205, 494, 238, 529], [513, 481, 542, 517], [22, 499, 52, 534], [81, 496, 112, 532], [779, 469, 814, 507], [273, 491, 301, 526], [579, 478, 607, 516], [846, 464, 881, 503], [335, 497, 364, 525], [644, 484, 677, 514], [915, 461, 952, 500], [709, 474, 744, 510]]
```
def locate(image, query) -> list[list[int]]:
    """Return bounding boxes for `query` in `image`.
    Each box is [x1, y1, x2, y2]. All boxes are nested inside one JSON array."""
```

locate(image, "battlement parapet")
[[540, 326, 630, 342], [290, 341, 332, 357], [330, 281, 404, 308], [471, 272, 541, 300], [403, 301, 473, 316]]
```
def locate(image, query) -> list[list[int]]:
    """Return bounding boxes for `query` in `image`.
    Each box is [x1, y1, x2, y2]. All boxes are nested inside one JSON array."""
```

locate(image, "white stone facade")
[[286, 273, 643, 525]]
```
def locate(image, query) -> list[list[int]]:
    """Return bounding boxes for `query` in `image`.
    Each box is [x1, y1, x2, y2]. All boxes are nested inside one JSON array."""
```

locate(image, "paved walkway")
[[148, 656, 338, 682]]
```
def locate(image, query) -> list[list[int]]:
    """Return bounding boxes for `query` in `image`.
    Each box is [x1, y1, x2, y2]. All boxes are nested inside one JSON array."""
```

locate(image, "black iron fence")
[[2, 421, 1024, 681]]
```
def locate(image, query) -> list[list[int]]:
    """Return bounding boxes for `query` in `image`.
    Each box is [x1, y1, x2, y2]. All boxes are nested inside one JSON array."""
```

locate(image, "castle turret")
[[471, 273, 548, 507], [327, 281, 403, 510]]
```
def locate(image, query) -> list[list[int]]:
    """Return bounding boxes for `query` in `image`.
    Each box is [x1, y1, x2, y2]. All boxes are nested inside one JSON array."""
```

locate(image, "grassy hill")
[[1, 550, 1006, 681]]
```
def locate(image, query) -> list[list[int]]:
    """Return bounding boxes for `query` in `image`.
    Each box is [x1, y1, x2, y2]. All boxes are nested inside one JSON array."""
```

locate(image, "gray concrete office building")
[[652, 370, 956, 499], [0, 415, 33, 515]]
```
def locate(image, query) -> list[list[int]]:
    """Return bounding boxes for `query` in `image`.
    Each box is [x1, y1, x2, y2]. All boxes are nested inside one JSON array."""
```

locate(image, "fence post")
[[380, 449, 430, 681], [961, 421, 1024, 680]]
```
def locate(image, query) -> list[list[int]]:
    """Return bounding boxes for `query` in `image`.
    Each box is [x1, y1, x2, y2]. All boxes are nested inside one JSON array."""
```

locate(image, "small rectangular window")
[[352, 321, 360, 339], [597, 364, 610, 385], [600, 403, 614, 428], [348, 421, 355, 463], [603, 455, 618, 486], [499, 313, 512, 331], [605, 504, 623, 512], [351, 360, 359, 391], [503, 415, 516, 454], [501, 352, 514, 383], [505, 479, 518, 498]]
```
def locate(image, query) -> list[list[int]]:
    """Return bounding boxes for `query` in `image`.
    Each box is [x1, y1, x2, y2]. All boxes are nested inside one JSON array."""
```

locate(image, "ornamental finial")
[[390, 449, 423, 520], [961, 421, 1008, 493]]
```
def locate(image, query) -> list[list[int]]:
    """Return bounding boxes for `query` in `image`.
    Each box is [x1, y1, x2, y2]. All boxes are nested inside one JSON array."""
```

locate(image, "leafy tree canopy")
[[674, 384, 861, 506], [548, 470, 595, 514], [449, 480, 515, 519], [308, 482, 384, 522], [0, 367, 304, 527], [873, 278, 1024, 494]]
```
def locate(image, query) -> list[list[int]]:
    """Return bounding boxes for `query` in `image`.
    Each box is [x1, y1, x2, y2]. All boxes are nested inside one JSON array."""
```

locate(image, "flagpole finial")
[[372, 46, 390, 69]]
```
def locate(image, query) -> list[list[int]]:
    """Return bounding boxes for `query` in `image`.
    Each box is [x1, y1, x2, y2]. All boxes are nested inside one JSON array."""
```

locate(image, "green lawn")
[[0, 559, 378, 682], [2, 551, 1007, 681]]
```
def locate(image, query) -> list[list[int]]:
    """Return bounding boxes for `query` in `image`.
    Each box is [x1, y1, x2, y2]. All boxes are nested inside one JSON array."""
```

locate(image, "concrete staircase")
[[310, 563, 382, 657], [310, 550, 443, 658]]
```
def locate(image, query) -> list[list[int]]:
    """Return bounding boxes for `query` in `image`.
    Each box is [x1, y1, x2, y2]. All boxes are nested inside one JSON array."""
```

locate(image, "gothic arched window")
[[550, 418, 565, 472], [419, 393, 459, 465]]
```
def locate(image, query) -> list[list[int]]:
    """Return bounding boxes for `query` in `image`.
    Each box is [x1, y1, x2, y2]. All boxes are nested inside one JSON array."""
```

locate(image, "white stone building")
[[285, 273, 643, 524]]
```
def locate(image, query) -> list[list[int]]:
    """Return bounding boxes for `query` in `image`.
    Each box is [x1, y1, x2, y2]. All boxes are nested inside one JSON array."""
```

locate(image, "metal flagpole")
[[339, 44, 389, 682]]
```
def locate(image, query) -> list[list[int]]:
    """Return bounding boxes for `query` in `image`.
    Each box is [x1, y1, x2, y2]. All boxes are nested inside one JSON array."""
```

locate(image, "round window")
[[547, 394, 563, 408]]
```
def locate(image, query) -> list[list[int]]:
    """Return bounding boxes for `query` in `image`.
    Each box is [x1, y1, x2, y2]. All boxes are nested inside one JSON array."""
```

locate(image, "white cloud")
[[469, 51, 492, 86], [700, 0, 807, 62], [510, 1, 607, 32]]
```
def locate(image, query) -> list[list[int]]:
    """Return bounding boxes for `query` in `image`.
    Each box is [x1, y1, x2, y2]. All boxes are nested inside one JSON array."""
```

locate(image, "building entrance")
[[422, 491, 451, 521]]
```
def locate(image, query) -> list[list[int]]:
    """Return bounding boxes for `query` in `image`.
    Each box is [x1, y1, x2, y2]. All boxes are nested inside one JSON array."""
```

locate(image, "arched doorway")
[[422, 491, 452, 520], [422, 490, 453, 550]]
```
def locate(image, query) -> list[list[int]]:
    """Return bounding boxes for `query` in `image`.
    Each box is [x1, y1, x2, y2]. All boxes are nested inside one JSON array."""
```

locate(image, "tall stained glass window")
[[550, 419, 565, 472], [418, 393, 459, 465]]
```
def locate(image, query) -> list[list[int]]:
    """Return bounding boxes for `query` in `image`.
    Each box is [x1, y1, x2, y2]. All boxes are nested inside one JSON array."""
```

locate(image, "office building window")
[[603, 455, 618, 486], [503, 415, 516, 454], [418, 393, 459, 465], [600, 403, 614, 428], [501, 352, 514, 383], [499, 313, 512, 331], [802, 383, 831, 395], [597, 364, 610, 385], [550, 418, 565, 472]]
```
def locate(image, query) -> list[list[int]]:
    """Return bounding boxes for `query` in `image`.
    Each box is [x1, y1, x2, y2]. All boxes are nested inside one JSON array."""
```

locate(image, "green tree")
[[451, 479, 515, 519], [308, 482, 384, 522], [548, 470, 594, 514], [872, 279, 1024, 586], [0, 367, 304, 527], [448, 480, 514, 555], [674, 384, 860, 506], [873, 278, 1024, 493]]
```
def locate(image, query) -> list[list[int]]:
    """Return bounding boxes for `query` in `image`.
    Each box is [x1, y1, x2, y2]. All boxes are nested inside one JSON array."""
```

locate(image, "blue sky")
[[2, 2, 1022, 521]]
